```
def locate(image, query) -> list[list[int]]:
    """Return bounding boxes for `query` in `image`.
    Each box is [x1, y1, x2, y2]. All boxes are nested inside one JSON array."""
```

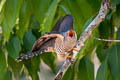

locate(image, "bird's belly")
[[64, 44, 74, 52]]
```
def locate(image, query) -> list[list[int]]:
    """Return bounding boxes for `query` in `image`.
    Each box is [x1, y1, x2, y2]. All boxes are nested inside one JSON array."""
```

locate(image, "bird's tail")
[[16, 50, 42, 62]]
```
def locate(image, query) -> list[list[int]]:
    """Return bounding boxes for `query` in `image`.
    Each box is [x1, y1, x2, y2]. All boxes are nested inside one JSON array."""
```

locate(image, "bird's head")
[[62, 29, 77, 50], [63, 29, 77, 42]]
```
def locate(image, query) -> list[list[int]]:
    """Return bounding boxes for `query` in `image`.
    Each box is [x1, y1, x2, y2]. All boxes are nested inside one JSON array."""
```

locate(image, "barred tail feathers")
[[16, 50, 42, 62]]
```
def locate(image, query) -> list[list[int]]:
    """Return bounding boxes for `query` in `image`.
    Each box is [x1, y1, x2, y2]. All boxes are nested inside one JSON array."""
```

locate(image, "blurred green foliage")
[[0, 0, 120, 80]]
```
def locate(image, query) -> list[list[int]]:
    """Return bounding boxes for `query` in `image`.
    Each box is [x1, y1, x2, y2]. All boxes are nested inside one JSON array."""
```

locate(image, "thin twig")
[[91, 35, 120, 42], [54, 0, 110, 80]]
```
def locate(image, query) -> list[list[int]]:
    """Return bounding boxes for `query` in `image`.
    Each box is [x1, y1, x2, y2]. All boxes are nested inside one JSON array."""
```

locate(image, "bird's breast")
[[54, 38, 65, 55]]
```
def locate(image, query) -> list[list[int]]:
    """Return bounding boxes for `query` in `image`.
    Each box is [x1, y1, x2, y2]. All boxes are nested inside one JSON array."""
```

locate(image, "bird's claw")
[[66, 56, 75, 64], [72, 48, 79, 52]]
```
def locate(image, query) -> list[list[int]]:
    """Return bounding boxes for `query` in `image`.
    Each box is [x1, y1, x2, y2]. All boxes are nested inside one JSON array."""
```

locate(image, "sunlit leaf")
[[18, 0, 32, 40], [1, 18, 10, 41], [112, 4, 120, 27], [2, 0, 23, 40], [41, 0, 61, 34], [0, 2, 5, 25]]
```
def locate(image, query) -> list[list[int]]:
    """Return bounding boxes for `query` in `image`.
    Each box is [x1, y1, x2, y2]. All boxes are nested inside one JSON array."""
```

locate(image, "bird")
[[16, 14, 77, 62]]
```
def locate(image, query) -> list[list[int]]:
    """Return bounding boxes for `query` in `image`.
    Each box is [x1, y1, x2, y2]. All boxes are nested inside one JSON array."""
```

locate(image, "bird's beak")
[[68, 29, 74, 37]]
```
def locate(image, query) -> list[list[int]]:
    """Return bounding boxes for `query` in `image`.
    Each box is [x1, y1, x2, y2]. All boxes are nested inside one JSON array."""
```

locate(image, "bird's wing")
[[51, 17, 63, 32], [52, 14, 74, 32], [16, 33, 64, 62], [32, 33, 64, 52]]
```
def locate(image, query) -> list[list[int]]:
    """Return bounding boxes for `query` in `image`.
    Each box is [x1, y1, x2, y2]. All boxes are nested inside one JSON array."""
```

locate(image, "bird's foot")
[[66, 56, 75, 64], [72, 48, 79, 52]]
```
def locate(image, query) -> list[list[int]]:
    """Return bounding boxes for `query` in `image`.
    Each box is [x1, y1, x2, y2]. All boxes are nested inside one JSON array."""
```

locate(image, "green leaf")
[[0, 34, 3, 48], [108, 45, 119, 80], [3, 71, 12, 80], [86, 0, 101, 12], [82, 16, 94, 32], [76, 56, 94, 80], [30, 16, 41, 38], [0, 1, 5, 25], [4, 0, 23, 31], [96, 44, 106, 62], [0, 50, 7, 80], [1, 18, 10, 41], [2, 0, 23, 40], [41, 0, 61, 34], [98, 19, 114, 48], [61, 0, 94, 35], [18, 0, 32, 40], [96, 58, 108, 80], [96, 44, 119, 80], [62, 67, 74, 80], [112, 4, 120, 27], [8, 56, 23, 79], [31, 0, 51, 23], [41, 52, 57, 73], [23, 30, 40, 80], [116, 28, 120, 80], [112, 0, 120, 6], [0, 70, 12, 80], [6, 36, 21, 59], [76, 0, 93, 21], [62, 0, 84, 34], [23, 30, 36, 51], [23, 56, 40, 80]]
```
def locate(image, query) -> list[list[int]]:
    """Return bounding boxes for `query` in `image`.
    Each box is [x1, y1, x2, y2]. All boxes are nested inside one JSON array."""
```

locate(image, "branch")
[[54, 0, 110, 80], [91, 35, 120, 42]]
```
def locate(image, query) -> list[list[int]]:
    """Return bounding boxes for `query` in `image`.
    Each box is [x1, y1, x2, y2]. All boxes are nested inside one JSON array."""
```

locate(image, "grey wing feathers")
[[52, 14, 74, 32]]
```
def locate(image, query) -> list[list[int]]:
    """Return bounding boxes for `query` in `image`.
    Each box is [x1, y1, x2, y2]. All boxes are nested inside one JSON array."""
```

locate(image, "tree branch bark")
[[54, 0, 110, 80]]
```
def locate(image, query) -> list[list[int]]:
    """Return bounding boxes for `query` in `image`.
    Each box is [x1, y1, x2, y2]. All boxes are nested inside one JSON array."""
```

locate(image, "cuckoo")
[[16, 15, 78, 61]]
